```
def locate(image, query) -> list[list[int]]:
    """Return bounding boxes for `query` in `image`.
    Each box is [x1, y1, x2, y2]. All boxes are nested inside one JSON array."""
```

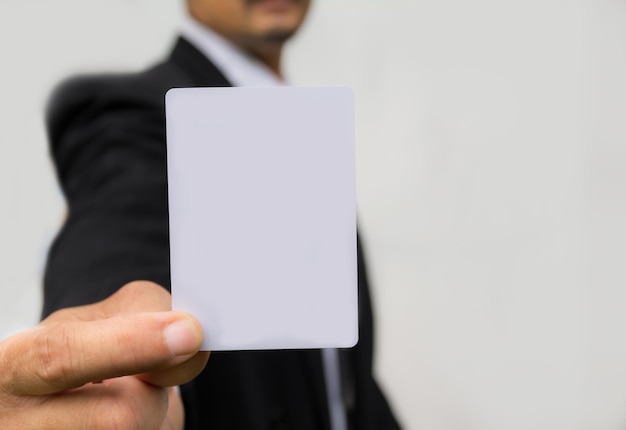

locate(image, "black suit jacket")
[[44, 37, 400, 430]]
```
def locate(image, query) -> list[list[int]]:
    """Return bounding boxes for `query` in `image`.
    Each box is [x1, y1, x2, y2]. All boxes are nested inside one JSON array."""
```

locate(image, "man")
[[0, 0, 400, 428]]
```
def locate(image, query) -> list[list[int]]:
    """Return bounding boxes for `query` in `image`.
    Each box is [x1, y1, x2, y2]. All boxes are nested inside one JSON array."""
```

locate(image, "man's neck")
[[244, 46, 283, 79], [180, 16, 287, 87]]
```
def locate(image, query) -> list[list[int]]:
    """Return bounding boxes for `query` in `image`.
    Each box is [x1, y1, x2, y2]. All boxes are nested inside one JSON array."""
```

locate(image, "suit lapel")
[[169, 37, 232, 88]]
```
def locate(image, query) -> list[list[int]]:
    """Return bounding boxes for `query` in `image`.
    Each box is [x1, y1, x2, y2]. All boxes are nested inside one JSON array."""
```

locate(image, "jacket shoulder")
[[46, 61, 193, 144]]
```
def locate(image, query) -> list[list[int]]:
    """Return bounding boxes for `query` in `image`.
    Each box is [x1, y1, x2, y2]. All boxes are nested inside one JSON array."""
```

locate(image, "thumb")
[[0, 311, 202, 396]]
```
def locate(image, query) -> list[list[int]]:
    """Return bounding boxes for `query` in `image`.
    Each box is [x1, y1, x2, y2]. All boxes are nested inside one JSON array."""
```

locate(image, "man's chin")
[[259, 28, 297, 45]]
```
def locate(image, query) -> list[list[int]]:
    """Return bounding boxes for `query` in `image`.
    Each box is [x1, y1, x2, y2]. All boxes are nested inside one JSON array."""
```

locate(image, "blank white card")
[[166, 87, 358, 351]]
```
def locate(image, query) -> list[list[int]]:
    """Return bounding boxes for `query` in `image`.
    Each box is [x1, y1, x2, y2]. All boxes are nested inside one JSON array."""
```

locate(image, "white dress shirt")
[[180, 14, 348, 430]]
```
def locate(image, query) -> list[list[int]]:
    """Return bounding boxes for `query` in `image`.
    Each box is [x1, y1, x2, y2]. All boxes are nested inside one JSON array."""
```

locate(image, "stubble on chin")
[[260, 28, 296, 45]]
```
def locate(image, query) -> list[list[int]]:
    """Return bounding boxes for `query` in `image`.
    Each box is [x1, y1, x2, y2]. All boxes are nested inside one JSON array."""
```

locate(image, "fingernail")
[[164, 319, 201, 356]]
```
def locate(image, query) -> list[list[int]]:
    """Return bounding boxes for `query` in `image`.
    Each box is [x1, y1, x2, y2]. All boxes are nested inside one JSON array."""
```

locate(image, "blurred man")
[[0, 0, 400, 428]]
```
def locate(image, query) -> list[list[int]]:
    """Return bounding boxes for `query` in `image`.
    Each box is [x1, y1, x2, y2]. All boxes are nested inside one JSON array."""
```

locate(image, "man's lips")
[[249, 0, 299, 11]]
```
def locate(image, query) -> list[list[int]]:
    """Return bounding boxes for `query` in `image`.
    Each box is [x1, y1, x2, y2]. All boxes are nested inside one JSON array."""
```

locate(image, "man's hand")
[[0, 281, 209, 429]]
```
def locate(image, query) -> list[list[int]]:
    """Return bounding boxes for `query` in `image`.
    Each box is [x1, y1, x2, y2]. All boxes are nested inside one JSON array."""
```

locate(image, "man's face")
[[188, 0, 311, 50]]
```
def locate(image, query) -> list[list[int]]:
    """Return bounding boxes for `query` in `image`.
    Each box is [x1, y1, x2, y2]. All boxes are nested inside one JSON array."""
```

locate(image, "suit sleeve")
[[42, 76, 172, 317]]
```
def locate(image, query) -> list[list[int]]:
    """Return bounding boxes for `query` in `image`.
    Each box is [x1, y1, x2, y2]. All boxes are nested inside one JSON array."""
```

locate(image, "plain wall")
[[2, 0, 626, 429]]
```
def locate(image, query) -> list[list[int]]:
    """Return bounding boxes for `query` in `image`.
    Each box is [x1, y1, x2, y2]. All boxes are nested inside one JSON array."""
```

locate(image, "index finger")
[[42, 281, 172, 325], [0, 311, 202, 396]]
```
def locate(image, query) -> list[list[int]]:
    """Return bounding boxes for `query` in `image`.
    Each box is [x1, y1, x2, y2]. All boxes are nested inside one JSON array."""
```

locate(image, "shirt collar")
[[180, 14, 285, 87]]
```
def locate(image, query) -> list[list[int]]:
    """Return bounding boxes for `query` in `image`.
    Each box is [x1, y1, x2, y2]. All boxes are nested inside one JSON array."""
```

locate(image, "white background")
[[2, 0, 626, 429]]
